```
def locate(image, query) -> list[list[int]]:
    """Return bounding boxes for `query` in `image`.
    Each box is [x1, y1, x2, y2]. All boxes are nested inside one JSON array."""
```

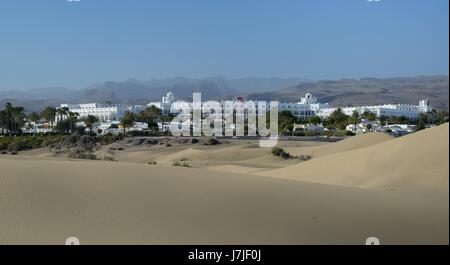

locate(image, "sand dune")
[[257, 124, 449, 192], [0, 156, 447, 244], [1, 125, 448, 244], [284, 132, 393, 159]]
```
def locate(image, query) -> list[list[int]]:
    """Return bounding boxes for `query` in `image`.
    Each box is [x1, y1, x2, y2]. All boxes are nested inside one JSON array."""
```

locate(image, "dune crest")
[[256, 124, 449, 192], [284, 132, 393, 159]]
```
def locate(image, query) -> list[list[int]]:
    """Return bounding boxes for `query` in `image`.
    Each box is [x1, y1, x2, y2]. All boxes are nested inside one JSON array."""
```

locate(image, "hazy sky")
[[0, 0, 448, 90]]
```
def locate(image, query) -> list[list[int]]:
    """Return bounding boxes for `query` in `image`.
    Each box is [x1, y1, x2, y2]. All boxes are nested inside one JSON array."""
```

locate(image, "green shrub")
[[204, 138, 220, 145], [292, 131, 305, 136], [68, 149, 97, 160], [271, 147, 293, 159], [172, 160, 191, 167], [345, 130, 356, 136], [299, 154, 312, 161]]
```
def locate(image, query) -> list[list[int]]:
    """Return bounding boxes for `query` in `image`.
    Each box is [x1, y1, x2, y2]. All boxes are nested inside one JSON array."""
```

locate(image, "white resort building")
[[147, 92, 175, 114], [57, 91, 432, 126], [315, 98, 431, 120], [279, 93, 431, 121], [146, 91, 431, 122], [279, 93, 330, 119], [57, 103, 145, 123]]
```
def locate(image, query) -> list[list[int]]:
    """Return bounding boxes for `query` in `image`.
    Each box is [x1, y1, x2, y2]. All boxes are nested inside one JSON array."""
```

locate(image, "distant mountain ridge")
[[0, 76, 448, 113], [247, 75, 449, 110]]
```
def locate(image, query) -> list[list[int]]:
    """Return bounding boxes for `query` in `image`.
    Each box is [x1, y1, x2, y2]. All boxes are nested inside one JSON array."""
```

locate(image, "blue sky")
[[0, 0, 448, 90]]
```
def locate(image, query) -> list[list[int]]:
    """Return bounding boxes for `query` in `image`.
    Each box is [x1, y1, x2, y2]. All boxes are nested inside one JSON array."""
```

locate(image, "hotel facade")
[[57, 91, 432, 123], [57, 103, 145, 123]]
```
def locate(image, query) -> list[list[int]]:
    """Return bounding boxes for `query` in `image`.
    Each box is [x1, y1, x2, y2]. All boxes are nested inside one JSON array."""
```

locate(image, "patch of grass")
[[102, 154, 116, 161], [204, 138, 221, 145], [271, 147, 293, 159], [67, 150, 97, 160], [172, 160, 191, 167], [298, 154, 312, 161]]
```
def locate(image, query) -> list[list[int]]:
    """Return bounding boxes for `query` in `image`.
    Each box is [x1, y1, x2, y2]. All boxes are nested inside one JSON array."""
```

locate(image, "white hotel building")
[[315, 98, 431, 120], [57, 103, 145, 122], [58, 91, 432, 124], [147, 92, 175, 114], [279, 93, 330, 119], [278, 93, 431, 120]]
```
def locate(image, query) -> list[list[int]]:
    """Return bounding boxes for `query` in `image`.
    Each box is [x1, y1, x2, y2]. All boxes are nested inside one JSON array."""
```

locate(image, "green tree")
[[2, 103, 25, 135], [0, 110, 6, 135], [67, 111, 80, 134], [327, 107, 349, 130], [40, 106, 57, 129], [361, 111, 377, 122], [57, 107, 69, 123], [436, 110, 449, 125], [416, 114, 426, 131], [27, 112, 40, 122], [120, 111, 135, 134], [83, 115, 99, 133], [278, 110, 299, 135], [378, 116, 388, 126], [307, 116, 321, 125], [349, 110, 360, 132], [137, 106, 163, 129]]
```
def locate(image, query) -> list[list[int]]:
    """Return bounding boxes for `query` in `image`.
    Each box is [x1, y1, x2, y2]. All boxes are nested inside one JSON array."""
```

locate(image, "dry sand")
[[0, 124, 448, 244], [256, 124, 449, 193]]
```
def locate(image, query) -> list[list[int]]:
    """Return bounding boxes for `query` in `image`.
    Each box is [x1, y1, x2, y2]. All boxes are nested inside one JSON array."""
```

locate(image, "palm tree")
[[0, 110, 6, 135], [362, 111, 377, 122], [350, 110, 360, 132], [84, 115, 99, 133], [379, 116, 388, 126], [56, 107, 69, 123], [67, 111, 80, 133], [120, 111, 135, 134], [1, 103, 25, 135], [138, 106, 163, 128], [416, 113, 426, 131], [329, 107, 348, 130], [4, 103, 14, 135], [41, 106, 57, 129], [12, 106, 25, 134], [27, 112, 40, 122]]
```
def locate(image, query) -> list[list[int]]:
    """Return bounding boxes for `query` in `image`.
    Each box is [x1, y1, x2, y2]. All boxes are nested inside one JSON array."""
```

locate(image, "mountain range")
[[0, 76, 448, 113]]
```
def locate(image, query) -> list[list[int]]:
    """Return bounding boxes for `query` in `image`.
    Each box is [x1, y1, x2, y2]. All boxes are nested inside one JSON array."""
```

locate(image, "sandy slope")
[[284, 132, 393, 159], [0, 125, 448, 244], [256, 124, 449, 192], [104, 140, 315, 169], [0, 157, 447, 244]]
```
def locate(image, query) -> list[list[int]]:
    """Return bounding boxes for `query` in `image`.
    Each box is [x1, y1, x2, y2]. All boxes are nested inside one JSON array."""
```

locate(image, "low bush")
[[299, 154, 312, 161], [204, 138, 221, 146], [271, 147, 293, 159], [102, 155, 116, 161], [68, 149, 97, 160], [172, 160, 191, 167]]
